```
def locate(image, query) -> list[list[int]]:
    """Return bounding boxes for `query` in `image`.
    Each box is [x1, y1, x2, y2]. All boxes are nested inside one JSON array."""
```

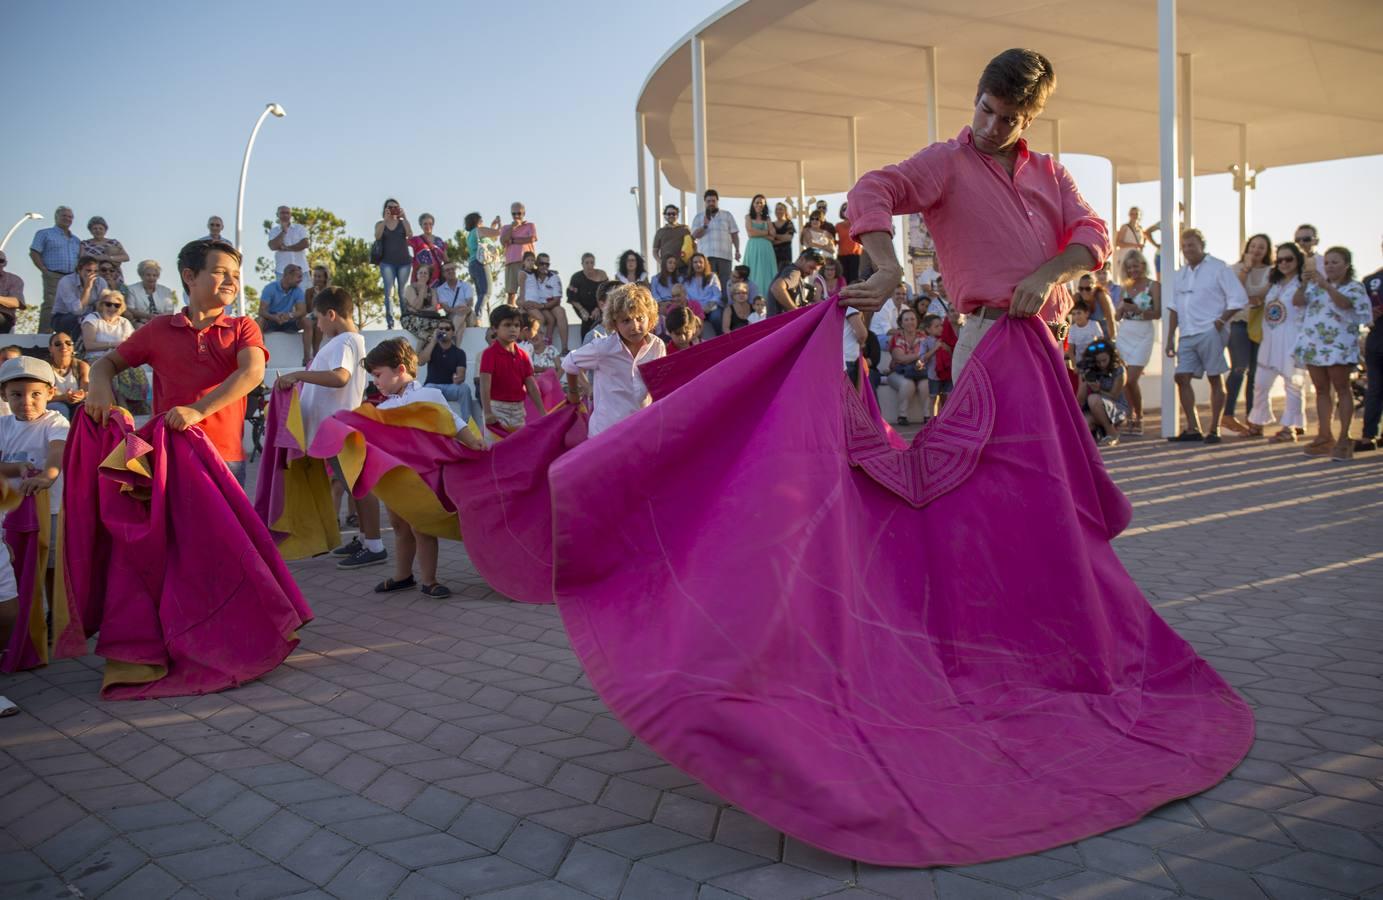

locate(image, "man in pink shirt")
[[842, 49, 1110, 377]]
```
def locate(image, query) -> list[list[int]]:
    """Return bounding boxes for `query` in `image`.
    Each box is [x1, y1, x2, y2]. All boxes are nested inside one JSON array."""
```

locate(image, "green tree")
[[331, 237, 385, 328]]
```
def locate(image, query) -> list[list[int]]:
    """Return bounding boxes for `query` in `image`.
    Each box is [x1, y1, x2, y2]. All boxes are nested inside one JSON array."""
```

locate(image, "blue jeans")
[[1224, 321, 1258, 418], [429, 382, 476, 423], [1363, 327, 1383, 440], [468, 259, 490, 324], [379, 263, 410, 329]]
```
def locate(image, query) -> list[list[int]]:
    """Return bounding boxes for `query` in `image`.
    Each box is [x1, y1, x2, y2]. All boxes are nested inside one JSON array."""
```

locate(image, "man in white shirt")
[[1164, 229, 1249, 444], [691, 189, 740, 302], [521, 254, 571, 353], [435, 263, 477, 329], [267, 206, 309, 277]]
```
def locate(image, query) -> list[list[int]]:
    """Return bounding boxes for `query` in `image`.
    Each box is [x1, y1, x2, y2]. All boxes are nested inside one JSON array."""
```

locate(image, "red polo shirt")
[[479, 341, 533, 402], [117, 309, 268, 462]]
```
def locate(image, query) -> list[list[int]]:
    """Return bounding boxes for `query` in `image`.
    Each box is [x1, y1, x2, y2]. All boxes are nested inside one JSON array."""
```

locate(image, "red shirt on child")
[[479, 341, 534, 402], [935, 317, 957, 382], [117, 309, 268, 462]]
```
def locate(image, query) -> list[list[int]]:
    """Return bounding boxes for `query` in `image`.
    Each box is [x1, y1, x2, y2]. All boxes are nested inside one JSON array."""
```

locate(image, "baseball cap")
[[0, 356, 56, 387]]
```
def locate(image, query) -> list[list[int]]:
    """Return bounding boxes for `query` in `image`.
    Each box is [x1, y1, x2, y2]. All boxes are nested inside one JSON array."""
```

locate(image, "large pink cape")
[[550, 301, 1254, 866], [60, 412, 312, 700]]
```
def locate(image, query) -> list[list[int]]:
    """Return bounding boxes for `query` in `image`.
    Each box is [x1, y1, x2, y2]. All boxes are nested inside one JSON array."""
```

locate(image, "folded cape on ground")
[[551, 301, 1255, 866], [308, 401, 585, 603], [1, 489, 54, 673], [253, 385, 341, 559], [58, 411, 312, 700]]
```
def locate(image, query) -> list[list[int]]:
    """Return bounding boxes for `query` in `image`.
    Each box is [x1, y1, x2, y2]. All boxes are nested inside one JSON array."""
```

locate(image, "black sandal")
[[419, 583, 451, 599], [374, 576, 416, 594]]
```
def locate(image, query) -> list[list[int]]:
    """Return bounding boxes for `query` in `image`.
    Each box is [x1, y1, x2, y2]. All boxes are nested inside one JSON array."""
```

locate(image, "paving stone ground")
[[2, 411, 1381, 899]]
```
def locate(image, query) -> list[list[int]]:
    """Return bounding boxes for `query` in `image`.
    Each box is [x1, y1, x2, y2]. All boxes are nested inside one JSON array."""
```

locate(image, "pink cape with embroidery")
[[551, 301, 1254, 866], [59, 412, 312, 700]]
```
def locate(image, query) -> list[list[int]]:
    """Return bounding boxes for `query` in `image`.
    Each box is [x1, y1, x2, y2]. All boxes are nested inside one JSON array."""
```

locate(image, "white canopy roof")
[[637, 0, 1383, 196]]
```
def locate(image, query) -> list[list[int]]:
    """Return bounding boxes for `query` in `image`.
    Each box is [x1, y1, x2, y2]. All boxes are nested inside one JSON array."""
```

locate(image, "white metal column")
[[653, 158, 663, 251], [924, 46, 940, 145], [1236, 124, 1249, 249], [1159, 0, 1180, 438], [691, 35, 709, 216], [847, 116, 859, 184], [1110, 162, 1120, 249], [1179, 53, 1194, 228], [680, 189, 687, 220], [635, 112, 648, 261], [1051, 118, 1062, 162], [796, 161, 807, 232]]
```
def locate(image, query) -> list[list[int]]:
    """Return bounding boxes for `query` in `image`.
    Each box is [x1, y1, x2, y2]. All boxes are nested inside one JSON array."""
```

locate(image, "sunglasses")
[[101, 302, 122, 308], [1087, 342, 1109, 352], [1078, 285, 1094, 291], [1275, 257, 1295, 264], [52, 340, 73, 346], [1296, 236, 1316, 243]]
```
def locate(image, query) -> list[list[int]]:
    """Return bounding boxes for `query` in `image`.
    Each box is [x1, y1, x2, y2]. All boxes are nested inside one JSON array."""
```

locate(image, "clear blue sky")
[[4, 0, 1379, 311]]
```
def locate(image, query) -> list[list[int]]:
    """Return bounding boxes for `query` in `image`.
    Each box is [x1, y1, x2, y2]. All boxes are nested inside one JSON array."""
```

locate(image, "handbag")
[[370, 222, 388, 265]]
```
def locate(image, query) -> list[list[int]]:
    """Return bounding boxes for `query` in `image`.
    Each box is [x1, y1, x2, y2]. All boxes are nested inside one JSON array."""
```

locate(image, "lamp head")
[[26, 213, 42, 221], [268, 103, 287, 118]]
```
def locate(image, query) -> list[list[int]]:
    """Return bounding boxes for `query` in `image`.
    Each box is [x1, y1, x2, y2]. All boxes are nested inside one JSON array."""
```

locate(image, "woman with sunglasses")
[[1074, 273, 1117, 341], [1294, 245, 1372, 461], [1114, 251, 1160, 434], [81, 289, 148, 414], [1248, 243, 1307, 443], [45, 332, 88, 419]]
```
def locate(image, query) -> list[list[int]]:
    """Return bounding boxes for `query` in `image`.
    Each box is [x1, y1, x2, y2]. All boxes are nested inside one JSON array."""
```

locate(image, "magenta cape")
[[550, 301, 1254, 866], [308, 402, 585, 604], [59, 412, 312, 700], [2, 493, 53, 673], [253, 385, 340, 559]]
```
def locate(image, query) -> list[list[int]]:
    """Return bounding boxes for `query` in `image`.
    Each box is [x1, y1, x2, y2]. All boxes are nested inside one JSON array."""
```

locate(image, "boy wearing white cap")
[[0, 356, 67, 687]]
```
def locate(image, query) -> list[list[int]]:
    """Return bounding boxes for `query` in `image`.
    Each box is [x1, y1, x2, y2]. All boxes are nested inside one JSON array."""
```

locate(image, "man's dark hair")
[[733, 264, 751, 279], [363, 337, 417, 377], [1295, 223, 1318, 237], [703, 189, 719, 200], [976, 48, 1056, 114], [798, 248, 824, 264], [311, 285, 354, 319], [176, 239, 242, 295], [663, 205, 679, 215], [76, 255, 99, 270], [490, 304, 523, 329]]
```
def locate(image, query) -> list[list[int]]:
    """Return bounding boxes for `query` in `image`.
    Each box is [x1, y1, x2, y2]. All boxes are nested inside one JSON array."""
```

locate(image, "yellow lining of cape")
[[337, 402, 463, 541]]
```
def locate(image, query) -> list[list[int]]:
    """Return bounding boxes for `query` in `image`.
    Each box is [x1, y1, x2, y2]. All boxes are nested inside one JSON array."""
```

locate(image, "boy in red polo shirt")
[[86, 239, 268, 487], [479, 304, 545, 439]]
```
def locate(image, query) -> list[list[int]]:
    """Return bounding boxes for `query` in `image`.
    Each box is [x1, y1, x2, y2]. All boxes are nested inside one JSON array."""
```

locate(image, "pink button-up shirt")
[[848, 126, 1110, 322]]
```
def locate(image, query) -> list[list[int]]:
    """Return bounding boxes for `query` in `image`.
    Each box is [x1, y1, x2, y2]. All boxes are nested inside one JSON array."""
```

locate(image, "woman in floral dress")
[[1293, 246, 1372, 460]]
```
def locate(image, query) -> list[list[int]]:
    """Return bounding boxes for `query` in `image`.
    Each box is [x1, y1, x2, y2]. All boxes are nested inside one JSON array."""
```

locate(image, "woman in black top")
[[721, 281, 755, 333], [374, 198, 413, 330], [771, 202, 796, 268], [567, 252, 608, 339]]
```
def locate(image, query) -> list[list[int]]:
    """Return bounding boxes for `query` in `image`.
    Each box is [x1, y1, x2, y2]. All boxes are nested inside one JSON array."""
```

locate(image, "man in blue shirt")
[[257, 264, 306, 334], [28, 206, 82, 331]]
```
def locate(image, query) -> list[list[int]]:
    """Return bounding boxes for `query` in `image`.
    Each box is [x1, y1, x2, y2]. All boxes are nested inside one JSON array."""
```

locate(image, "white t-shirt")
[[267, 223, 310, 276], [82, 313, 134, 361], [843, 307, 863, 366], [299, 332, 367, 441], [436, 281, 475, 310], [1067, 319, 1106, 364], [0, 410, 70, 513], [377, 380, 464, 432]]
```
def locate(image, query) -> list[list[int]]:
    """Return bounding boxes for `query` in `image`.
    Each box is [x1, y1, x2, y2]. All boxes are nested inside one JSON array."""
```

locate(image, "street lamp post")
[[0, 212, 43, 253], [234, 102, 286, 316]]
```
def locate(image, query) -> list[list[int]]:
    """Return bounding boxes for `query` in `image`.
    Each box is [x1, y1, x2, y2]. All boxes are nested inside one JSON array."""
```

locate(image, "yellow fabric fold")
[[271, 456, 342, 559]]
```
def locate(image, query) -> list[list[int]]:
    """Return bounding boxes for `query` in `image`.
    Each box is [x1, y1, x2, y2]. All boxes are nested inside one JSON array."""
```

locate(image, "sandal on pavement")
[[374, 576, 417, 594], [419, 583, 452, 599]]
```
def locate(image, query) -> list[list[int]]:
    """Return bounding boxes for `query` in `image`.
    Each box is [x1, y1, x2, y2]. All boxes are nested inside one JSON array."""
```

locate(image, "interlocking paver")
[[3, 427, 1379, 896]]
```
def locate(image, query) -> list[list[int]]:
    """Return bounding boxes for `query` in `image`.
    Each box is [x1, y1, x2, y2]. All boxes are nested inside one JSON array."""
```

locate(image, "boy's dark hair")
[[976, 48, 1056, 114], [311, 285, 354, 319], [733, 264, 751, 279], [594, 280, 617, 304], [176, 238, 242, 295], [1072, 299, 1091, 314], [921, 314, 941, 330], [519, 311, 538, 331], [666, 305, 701, 334], [362, 338, 417, 377], [490, 304, 523, 329]]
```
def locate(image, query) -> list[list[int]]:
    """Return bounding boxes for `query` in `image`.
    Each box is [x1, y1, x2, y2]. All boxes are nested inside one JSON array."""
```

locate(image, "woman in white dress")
[[1114, 250, 1160, 434], [1248, 243, 1307, 443]]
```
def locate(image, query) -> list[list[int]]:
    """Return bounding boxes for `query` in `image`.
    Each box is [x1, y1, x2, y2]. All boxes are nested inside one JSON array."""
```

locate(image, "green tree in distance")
[[251, 207, 384, 327]]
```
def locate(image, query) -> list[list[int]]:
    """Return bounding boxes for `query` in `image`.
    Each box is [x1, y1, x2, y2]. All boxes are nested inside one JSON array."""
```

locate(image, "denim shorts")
[[929, 378, 952, 396]]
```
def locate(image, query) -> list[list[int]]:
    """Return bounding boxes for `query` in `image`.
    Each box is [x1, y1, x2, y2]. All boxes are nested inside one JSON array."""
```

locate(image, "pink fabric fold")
[[308, 404, 585, 604], [253, 383, 303, 536], [61, 412, 312, 700], [2, 495, 47, 673], [551, 300, 1254, 866]]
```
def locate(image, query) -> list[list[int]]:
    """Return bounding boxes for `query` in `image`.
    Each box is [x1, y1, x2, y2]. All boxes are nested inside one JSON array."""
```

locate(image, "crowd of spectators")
[[3, 199, 1378, 466]]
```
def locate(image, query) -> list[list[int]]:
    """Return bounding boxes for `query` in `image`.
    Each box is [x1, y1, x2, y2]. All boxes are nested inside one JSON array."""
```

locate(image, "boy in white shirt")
[[1066, 300, 1106, 368], [562, 283, 666, 437], [273, 287, 383, 570], [364, 339, 483, 600], [0, 357, 70, 615]]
